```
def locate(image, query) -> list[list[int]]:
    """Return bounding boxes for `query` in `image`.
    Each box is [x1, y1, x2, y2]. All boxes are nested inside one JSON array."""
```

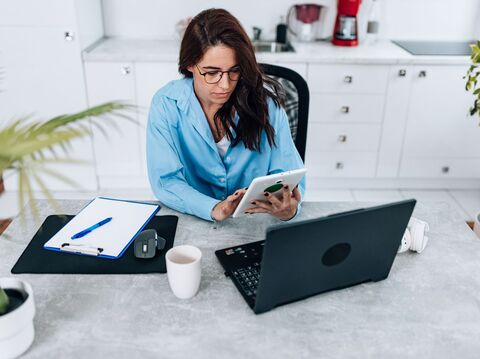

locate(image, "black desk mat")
[[11, 214, 178, 274]]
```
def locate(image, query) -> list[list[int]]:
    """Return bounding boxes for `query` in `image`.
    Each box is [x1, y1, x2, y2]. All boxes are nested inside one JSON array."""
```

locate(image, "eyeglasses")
[[195, 64, 241, 84]]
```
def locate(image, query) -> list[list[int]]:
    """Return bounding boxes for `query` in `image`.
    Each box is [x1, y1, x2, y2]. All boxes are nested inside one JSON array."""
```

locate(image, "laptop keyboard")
[[232, 263, 261, 298]]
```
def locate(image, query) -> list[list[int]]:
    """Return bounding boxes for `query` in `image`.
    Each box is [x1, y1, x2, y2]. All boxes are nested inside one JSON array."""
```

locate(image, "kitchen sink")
[[253, 41, 295, 53]]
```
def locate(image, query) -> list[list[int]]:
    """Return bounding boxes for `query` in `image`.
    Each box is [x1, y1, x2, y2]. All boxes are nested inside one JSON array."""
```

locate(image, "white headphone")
[[398, 217, 429, 254]]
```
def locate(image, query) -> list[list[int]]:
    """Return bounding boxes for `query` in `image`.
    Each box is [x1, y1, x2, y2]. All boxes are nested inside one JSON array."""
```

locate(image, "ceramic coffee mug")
[[165, 245, 202, 299], [474, 212, 480, 239]]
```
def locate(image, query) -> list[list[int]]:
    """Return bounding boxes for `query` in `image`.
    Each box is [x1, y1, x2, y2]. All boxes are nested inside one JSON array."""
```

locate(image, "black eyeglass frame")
[[195, 64, 241, 84]]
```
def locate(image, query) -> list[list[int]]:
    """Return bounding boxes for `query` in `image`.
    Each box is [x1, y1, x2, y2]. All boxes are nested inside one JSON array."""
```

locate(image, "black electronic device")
[[215, 199, 416, 314], [133, 229, 167, 259]]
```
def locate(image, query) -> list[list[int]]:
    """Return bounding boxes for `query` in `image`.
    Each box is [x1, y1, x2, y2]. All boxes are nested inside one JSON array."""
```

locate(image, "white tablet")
[[232, 168, 307, 218]]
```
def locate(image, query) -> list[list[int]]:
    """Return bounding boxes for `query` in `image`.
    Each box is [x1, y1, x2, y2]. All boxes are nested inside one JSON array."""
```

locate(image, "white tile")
[[304, 189, 354, 202], [352, 189, 403, 202], [400, 189, 469, 219], [448, 190, 480, 220]]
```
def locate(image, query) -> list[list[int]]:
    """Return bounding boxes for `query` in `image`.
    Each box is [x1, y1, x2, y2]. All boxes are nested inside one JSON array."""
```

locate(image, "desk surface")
[[1, 200, 480, 358]]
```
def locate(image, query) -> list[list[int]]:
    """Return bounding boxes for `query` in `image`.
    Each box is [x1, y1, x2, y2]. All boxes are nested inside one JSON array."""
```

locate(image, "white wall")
[[102, 0, 480, 41]]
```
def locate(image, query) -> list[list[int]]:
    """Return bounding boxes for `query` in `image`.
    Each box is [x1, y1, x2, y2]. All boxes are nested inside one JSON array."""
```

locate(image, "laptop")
[[215, 199, 416, 314]]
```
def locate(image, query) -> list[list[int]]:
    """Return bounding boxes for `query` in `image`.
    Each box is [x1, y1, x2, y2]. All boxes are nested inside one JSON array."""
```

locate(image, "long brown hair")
[[179, 8, 284, 151]]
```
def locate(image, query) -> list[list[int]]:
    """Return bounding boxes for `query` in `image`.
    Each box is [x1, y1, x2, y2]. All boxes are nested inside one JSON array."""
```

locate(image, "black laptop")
[[215, 199, 416, 314]]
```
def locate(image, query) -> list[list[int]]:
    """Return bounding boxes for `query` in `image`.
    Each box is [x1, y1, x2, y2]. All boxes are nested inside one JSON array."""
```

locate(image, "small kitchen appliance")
[[287, 4, 323, 42], [332, 0, 362, 46]]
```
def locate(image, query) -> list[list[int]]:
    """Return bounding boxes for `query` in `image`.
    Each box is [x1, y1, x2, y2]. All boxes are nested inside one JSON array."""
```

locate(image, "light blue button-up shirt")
[[146, 78, 306, 221]]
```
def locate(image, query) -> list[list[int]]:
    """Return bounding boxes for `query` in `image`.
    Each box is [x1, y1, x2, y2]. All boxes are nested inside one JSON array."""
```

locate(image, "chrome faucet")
[[252, 26, 262, 42]]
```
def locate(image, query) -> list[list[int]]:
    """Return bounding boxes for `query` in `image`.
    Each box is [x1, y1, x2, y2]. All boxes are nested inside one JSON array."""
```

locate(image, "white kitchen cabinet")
[[400, 65, 480, 178], [305, 64, 388, 179], [376, 65, 412, 177], [307, 123, 381, 152], [310, 93, 384, 123], [308, 64, 389, 94], [0, 2, 103, 191], [84, 62, 141, 182]]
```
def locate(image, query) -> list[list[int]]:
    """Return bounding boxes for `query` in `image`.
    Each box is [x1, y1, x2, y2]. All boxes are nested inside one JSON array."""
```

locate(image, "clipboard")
[[43, 197, 160, 259]]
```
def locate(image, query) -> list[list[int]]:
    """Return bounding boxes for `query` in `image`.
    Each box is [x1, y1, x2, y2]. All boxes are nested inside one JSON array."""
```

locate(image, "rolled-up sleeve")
[[146, 96, 220, 221]]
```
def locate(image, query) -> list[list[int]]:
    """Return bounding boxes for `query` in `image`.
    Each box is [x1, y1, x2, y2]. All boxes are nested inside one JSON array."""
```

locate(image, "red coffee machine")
[[332, 0, 362, 46]]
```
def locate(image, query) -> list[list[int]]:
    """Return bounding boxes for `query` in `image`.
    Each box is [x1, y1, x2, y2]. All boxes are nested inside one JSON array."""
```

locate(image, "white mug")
[[165, 245, 202, 299], [473, 212, 480, 239]]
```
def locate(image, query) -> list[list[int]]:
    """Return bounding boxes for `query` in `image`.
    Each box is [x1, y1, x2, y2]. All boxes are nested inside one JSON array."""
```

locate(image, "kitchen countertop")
[[1, 199, 480, 358], [83, 37, 471, 65]]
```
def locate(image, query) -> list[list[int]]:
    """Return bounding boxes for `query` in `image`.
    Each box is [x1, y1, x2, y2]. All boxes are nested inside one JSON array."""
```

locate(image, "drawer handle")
[[398, 69, 407, 77], [418, 70, 427, 78], [344, 76, 353, 84], [341, 106, 350, 114], [441, 166, 450, 174], [336, 162, 344, 170], [120, 66, 131, 75], [64, 31, 74, 41], [338, 135, 347, 143]]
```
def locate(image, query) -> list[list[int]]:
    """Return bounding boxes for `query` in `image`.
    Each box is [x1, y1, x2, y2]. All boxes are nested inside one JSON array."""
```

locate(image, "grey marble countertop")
[[1, 199, 480, 358], [83, 38, 470, 65]]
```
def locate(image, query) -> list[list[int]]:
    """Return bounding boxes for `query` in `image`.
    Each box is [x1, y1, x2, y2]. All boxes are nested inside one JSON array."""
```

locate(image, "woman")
[[146, 8, 305, 221]]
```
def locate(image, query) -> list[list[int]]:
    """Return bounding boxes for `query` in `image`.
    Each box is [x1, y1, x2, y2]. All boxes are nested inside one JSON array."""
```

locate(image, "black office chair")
[[260, 63, 310, 162]]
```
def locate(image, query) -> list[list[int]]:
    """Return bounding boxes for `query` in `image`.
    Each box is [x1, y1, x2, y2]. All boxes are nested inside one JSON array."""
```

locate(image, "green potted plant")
[[0, 277, 35, 358], [465, 40, 480, 120], [0, 100, 132, 356], [465, 40, 480, 236], [0, 102, 132, 220]]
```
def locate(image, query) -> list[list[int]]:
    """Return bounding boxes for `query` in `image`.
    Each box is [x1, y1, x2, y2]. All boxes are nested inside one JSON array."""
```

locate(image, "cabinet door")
[[84, 62, 141, 177], [135, 62, 181, 180], [308, 64, 389, 94], [376, 65, 412, 177], [0, 26, 97, 190], [0, 0, 76, 26], [402, 65, 480, 159]]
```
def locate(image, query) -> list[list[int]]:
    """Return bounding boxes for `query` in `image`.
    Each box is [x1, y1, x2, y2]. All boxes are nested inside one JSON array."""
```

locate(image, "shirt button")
[[220, 178, 225, 183], [221, 196, 226, 200], [226, 156, 231, 161]]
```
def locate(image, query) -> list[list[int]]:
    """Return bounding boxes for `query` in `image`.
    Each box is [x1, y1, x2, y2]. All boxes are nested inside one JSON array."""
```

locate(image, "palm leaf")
[[0, 101, 135, 223]]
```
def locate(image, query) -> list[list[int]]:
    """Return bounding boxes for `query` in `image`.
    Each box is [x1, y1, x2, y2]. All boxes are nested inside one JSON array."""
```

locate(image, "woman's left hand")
[[245, 185, 301, 221]]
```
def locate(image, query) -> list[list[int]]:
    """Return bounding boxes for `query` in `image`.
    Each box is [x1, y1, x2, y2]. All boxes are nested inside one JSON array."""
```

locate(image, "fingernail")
[[234, 192, 238, 196], [284, 185, 289, 189]]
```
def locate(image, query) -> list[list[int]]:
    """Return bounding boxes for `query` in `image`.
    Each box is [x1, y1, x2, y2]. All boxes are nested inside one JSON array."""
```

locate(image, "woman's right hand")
[[211, 188, 247, 221]]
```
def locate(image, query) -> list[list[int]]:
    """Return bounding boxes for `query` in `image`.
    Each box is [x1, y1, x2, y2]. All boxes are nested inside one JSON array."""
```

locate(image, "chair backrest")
[[260, 63, 310, 162]]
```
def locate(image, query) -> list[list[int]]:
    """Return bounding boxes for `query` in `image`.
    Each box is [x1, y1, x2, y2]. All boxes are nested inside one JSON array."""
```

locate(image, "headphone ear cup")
[[409, 218, 429, 253], [398, 229, 412, 253], [412, 235, 429, 253]]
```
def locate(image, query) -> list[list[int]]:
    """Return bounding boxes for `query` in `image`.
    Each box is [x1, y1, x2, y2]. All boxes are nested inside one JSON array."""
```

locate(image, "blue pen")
[[71, 217, 113, 239]]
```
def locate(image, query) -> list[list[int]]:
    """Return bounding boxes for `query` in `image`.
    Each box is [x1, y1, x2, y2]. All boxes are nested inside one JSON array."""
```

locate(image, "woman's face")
[[188, 45, 240, 107]]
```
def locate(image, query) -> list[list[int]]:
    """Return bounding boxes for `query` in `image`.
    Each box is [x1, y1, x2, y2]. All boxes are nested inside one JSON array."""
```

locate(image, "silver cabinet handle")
[[338, 135, 347, 143], [120, 66, 131, 75], [418, 70, 427, 78], [336, 162, 344, 170], [64, 31, 74, 41], [441, 166, 450, 174], [344, 76, 353, 83], [398, 69, 407, 77], [341, 106, 350, 114]]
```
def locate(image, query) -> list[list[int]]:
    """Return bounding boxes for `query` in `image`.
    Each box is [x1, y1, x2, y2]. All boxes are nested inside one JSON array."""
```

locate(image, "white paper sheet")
[[44, 197, 159, 258]]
